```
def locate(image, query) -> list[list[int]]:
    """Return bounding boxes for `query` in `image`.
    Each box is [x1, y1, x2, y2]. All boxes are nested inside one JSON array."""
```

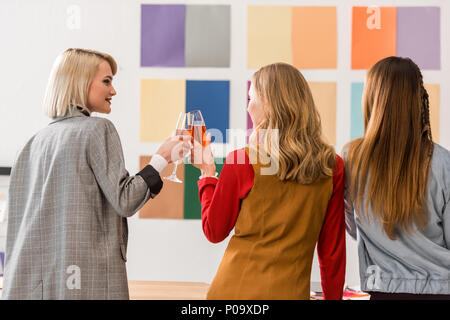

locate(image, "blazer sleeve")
[[87, 119, 160, 217]]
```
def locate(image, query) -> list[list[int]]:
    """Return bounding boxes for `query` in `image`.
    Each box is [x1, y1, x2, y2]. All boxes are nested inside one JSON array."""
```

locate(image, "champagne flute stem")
[[170, 160, 179, 176]]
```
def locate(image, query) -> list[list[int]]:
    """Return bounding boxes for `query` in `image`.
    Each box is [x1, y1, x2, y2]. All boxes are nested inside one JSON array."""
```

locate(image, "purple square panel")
[[141, 4, 186, 67], [397, 7, 440, 70]]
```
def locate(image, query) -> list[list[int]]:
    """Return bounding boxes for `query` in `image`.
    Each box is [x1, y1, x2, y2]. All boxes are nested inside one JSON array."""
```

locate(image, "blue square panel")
[[186, 80, 230, 143]]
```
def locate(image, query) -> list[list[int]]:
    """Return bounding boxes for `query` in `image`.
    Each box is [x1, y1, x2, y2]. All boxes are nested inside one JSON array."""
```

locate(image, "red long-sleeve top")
[[198, 149, 346, 300]]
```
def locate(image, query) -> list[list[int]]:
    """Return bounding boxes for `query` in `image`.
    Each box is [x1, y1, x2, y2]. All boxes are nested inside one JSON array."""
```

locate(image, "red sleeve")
[[317, 155, 346, 300], [197, 149, 254, 243]]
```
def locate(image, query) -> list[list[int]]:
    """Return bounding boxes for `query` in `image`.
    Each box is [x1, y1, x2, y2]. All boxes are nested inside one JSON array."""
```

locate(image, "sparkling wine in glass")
[[188, 110, 207, 147]]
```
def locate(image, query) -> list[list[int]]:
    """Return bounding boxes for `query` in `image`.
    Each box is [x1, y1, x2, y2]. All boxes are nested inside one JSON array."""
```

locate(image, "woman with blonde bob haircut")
[[191, 62, 346, 299], [43, 48, 118, 118], [344, 56, 450, 300], [3, 48, 190, 299]]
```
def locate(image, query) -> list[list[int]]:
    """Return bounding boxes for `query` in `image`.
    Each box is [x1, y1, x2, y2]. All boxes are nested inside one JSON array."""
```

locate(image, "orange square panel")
[[139, 156, 184, 219], [292, 7, 337, 69], [351, 6, 397, 69]]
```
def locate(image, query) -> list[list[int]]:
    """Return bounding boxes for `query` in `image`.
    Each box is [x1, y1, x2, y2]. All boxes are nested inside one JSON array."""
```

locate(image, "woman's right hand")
[[190, 133, 216, 177], [156, 135, 191, 164]]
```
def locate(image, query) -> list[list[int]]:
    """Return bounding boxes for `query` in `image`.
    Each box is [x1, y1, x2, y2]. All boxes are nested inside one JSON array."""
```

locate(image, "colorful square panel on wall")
[[247, 6, 292, 69], [424, 84, 440, 142], [247, 6, 337, 69], [352, 6, 440, 70], [309, 82, 337, 145], [184, 159, 225, 220], [141, 4, 230, 67], [186, 81, 230, 144], [140, 79, 186, 142], [350, 83, 365, 140], [139, 156, 184, 219], [396, 7, 440, 70], [140, 79, 230, 142], [139, 157, 225, 219], [185, 5, 231, 67], [292, 7, 337, 69], [350, 82, 440, 142]]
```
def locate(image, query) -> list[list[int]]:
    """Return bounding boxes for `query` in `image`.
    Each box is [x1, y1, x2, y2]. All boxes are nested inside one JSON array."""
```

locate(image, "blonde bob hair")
[[43, 48, 117, 118], [251, 62, 336, 184]]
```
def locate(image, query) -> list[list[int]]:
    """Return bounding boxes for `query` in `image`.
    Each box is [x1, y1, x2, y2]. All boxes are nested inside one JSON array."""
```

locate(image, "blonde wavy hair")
[[251, 62, 336, 184], [345, 56, 433, 239], [43, 48, 117, 118]]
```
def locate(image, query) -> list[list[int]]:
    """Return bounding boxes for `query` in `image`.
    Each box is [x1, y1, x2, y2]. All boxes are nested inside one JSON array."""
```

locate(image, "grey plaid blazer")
[[3, 109, 162, 299]]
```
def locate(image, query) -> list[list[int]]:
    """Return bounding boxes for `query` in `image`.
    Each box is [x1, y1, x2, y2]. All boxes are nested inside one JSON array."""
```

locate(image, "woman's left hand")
[[156, 135, 192, 163], [191, 133, 216, 177]]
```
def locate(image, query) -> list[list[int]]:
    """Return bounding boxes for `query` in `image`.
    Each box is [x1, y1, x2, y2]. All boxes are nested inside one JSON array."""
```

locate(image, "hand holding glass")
[[163, 112, 189, 183]]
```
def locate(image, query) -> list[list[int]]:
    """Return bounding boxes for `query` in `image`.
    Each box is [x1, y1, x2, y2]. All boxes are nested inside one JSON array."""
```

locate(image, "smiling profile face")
[[86, 60, 116, 114]]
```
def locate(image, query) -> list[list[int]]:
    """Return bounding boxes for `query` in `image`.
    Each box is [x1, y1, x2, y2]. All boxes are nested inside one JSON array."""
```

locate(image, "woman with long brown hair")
[[192, 62, 346, 299], [344, 56, 450, 300]]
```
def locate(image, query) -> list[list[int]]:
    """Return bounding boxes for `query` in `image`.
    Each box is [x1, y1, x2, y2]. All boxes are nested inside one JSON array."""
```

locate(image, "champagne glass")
[[187, 110, 206, 147], [187, 109, 209, 168], [163, 112, 188, 183]]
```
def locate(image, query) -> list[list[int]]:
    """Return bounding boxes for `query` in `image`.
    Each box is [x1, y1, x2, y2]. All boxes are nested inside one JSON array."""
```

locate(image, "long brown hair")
[[345, 56, 433, 239], [252, 62, 335, 184]]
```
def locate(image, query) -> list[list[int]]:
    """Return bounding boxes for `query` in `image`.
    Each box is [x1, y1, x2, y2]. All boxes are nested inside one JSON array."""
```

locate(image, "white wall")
[[1, 0, 449, 288]]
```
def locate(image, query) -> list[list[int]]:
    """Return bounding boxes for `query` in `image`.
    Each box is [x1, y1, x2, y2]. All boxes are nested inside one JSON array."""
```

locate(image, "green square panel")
[[184, 157, 225, 219]]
